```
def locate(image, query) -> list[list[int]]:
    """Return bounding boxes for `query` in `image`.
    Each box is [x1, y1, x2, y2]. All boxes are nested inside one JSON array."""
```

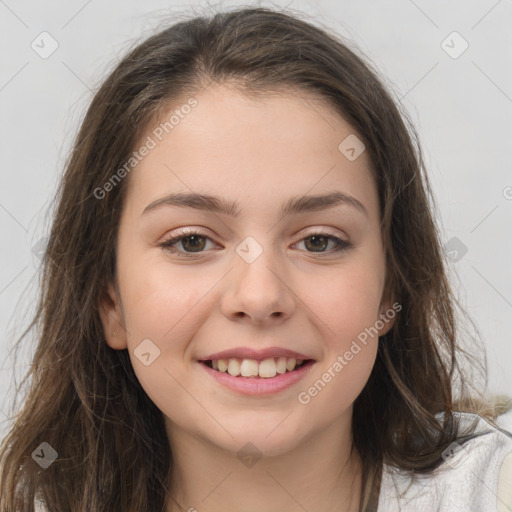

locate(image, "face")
[[100, 83, 395, 457]]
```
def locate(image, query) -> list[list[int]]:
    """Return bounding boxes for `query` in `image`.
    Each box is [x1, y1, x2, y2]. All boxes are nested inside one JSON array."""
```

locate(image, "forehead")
[[123, 84, 378, 219]]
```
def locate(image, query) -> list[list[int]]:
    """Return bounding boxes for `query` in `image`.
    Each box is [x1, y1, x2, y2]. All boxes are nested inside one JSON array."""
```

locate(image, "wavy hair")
[[1, 5, 510, 511]]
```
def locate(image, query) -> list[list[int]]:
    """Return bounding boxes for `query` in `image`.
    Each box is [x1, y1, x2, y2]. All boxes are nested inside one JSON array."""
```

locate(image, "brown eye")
[[159, 230, 215, 257], [177, 235, 207, 252], [304, 235, 329, 252], [297, 233, 351, 254], [160, 230, 351, 258]]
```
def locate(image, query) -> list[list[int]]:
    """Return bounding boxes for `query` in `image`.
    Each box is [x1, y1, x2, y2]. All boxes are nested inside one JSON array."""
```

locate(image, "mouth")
[[199, 356, 314, 378], [198, 356, 315, 395]]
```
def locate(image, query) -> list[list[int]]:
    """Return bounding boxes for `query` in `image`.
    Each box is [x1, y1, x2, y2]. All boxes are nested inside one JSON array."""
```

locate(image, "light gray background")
[[1, 0, 511, 436]]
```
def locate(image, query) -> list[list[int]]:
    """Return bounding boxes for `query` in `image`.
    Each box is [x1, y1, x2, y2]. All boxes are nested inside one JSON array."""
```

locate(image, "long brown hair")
[[1, 6, 510, 511]]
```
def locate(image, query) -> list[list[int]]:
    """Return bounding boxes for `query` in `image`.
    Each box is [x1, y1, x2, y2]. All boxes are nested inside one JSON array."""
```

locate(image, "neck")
[[164, 416, 363, 512]]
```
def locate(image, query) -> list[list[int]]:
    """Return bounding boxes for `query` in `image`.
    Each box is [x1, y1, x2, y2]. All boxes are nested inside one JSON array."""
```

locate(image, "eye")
[[294, 232, 351, 254], [159, 229, 215, 257], [159, 229, 352, 258]]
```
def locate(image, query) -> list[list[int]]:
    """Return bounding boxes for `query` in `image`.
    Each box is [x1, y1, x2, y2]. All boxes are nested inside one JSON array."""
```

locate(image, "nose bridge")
[[224, 234, 295, 322], [236, 234, 283, 294]]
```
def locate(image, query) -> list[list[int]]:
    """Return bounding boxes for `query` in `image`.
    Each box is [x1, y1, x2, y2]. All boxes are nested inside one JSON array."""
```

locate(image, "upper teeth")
[[211, 357, 305, 378]]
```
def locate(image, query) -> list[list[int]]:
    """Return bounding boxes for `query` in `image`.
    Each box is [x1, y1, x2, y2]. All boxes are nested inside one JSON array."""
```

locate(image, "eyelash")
[[159, 228, 351, 258]]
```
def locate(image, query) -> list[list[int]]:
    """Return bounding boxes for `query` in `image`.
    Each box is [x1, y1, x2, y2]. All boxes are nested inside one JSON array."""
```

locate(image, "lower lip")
[[199, 360, 315, 395]]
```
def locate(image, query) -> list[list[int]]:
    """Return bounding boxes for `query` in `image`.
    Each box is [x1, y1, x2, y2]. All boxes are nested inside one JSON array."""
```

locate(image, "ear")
[[98, 281, 128, 350], [377, 299, 400, 337]]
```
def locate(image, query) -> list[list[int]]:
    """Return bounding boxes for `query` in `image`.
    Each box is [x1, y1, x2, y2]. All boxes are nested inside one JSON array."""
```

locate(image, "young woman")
[[1, 6, 511, 512]]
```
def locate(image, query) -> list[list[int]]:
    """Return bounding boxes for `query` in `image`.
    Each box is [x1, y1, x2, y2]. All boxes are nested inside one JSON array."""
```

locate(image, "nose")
[[220, 242, 296, 325]]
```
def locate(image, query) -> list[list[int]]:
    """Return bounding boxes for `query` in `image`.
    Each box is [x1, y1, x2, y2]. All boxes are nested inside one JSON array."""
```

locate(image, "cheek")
[[297, 340, 377, 420], [116, 258, 209, 414], [304, 258, 385, 342], [116, 249, 207, 359], [295, 266, 382, 415], [296, 256, 384, 395]]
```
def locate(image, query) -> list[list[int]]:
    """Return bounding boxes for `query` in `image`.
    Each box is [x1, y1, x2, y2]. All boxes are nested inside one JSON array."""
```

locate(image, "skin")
[[99, 83, 395, 512]]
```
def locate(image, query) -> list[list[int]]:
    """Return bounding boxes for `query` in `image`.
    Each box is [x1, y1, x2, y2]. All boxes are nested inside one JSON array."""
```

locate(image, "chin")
[[210, 418, 309, 459]]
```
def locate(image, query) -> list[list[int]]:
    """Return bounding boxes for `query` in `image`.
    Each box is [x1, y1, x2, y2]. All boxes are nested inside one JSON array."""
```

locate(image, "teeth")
[[276, 356, 287, 374], [208, 356, 307, 378], [286, 358, 296, 371], [259, 358, 277, 378], [240, 359, 259, 377], [227, 358, 241, 376]]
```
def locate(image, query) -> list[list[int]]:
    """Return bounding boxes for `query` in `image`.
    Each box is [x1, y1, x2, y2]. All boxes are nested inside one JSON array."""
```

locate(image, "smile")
[[202, 356, 310, 378], [198, 357, 315, 395]]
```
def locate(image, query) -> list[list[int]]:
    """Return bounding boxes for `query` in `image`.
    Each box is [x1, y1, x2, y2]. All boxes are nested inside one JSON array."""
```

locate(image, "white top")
[[378, 409, 512, 511], [33, 410, 512, 511]]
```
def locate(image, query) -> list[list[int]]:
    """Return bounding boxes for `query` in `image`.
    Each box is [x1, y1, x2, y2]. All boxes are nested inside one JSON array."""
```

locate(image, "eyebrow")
[[142, 191, 368, 218]]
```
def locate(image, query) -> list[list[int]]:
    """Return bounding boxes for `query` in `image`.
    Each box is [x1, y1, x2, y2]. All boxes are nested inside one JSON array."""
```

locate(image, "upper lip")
[[198, 346, 314, 361]]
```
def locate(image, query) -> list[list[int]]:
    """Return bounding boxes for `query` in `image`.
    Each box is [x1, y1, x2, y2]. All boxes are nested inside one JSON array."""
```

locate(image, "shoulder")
[[377, 410, 512, 512]]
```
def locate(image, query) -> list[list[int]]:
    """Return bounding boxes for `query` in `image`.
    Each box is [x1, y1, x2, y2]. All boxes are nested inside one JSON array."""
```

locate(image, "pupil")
[[184, 235, 205, 252], [183, 235, 328, 253], [306, 235, 327, 252]]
